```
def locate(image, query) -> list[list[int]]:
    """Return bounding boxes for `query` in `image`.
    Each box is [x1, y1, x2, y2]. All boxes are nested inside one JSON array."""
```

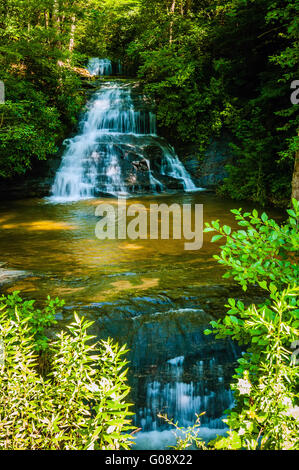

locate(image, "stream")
[[0, 68, 282, 449]]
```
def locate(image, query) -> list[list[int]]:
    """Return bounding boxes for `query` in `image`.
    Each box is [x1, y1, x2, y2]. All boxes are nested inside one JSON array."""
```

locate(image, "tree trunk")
[[52, 0, 61, 49], [69, 16, 76, 52], [169, 0, 176, 44], [180, 0, 184, 15], [291, 147, 299, 201], [44, 12, 49, 29]]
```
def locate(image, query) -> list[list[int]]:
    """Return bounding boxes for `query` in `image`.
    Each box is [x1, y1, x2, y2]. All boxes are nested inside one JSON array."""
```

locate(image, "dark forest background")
[[0, 0, 298, 206]]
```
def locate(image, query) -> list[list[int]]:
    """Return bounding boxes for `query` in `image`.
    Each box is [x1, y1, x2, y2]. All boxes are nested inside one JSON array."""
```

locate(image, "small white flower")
[[237, 378, 252, 395], [286, 406, 299, 420], [282, 397, 292, 408], [107, 425, 116, 434], [238, 428, 246, 436], [100, 377, 112, 391], [86, 383, 100, 393], [258, 382, 266, 391], [105, 344, 114, 357], [273, 383, 284, 394]]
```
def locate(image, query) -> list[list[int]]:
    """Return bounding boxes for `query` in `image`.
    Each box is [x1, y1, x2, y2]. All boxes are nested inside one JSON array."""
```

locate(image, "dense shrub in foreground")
[[202, 199, 299, 450], [0, 310, 134, 450]]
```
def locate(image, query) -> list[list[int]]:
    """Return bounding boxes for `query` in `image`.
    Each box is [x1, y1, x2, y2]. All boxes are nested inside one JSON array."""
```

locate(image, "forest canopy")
[[0, 0, 298, 205]]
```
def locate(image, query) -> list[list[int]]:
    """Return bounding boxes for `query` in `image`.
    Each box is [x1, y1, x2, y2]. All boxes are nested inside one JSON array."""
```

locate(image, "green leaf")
[[211, 234, 223, 243], [223, 225, 232, 236], [204, 329, 212, 335]]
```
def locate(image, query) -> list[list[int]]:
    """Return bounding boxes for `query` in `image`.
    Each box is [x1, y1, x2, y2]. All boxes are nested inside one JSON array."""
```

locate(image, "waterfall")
[[87, 58, 112, 76], [138, 357, 233, 432], [117, 59, 123, 75], [160, 143, 197, 191], [133, 348, 235, 450], [51, 81, 201, 202]]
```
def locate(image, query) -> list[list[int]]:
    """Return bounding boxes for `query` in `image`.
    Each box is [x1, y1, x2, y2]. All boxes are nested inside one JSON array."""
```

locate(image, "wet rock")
[[0, 267, 30, 287], [132, 160, 149, 172], [55, 312, 64, 321], [176, 134, 233, 190], [0, 156, 61, 200]]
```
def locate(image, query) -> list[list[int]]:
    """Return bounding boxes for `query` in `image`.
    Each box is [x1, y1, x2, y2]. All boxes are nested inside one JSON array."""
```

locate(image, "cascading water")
[[137, 356, 233, 432], [129, 307, 237, 450], [87, 58, 112, 76], [117, 59, 123, 75], [51, 81, 200, 201]]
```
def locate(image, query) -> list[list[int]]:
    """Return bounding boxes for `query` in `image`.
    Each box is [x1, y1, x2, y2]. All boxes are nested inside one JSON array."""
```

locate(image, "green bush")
[[204, 198, 299, 291], [158, 413, 207, 450], [202, 199, 299, 450], [206, 286, 299, 450], [0, 309, 134, 450], [0, 64, 85, 179], [0, 291, 64, 351]]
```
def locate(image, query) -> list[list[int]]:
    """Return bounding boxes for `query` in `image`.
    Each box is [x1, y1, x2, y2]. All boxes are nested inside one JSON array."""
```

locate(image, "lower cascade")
[[129, 308, 237, 450], [51, 81, 200, 201]]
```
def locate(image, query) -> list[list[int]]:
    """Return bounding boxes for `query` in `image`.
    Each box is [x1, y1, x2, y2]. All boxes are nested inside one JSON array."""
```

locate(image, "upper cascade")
[[87, 58, 112, 76], [50, 81, 201, 202]]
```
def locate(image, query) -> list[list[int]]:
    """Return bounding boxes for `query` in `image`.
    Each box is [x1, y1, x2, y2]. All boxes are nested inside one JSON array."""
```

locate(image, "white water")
[[87, 58, 112, 76], [51, 81, 200, 202], [117, 59, 123, 75], [137, 357, 233, 433], [133, 350, 234, 449], [134, 427, 228, 450]]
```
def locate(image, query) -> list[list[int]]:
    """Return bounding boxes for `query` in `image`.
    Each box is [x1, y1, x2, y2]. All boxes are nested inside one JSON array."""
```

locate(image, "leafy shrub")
[[0, 291, 63, 351], [0, 94, 60, 177], [206, 286, 299, 450], [0, 66, 84, 178], [202, 199, 299, 450], [204, 198, 299, 291], [0, 310, 134, 450]]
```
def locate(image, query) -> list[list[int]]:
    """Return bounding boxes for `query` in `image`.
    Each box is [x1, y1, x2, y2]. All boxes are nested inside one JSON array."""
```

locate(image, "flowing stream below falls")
[[0, 70, 282, 449]]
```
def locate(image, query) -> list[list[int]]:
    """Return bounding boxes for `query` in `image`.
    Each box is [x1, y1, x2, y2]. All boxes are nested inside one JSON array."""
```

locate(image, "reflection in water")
[[0, 192, 280, 449], [0, 220, 77, 231], [0, 192, 257, 296]]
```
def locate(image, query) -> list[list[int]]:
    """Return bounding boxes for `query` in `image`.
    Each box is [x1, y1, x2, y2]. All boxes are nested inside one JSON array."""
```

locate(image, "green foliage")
[[0, 291, 64, 351], [1, 0, 297, 203], [103, 0, 298, 206], [0, 88, 60, 177], [203, 201, 299, 450], [207, 287, 299, 450], [77, 0, 141, 59], [0, 309, 134, 450], [126, 4, 227, 147], [0, 0, 85, 179], [204, 198, 299, 291]]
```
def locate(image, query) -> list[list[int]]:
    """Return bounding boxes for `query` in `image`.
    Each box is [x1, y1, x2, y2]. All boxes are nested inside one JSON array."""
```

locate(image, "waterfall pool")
[[0, 192, 281, 449]]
